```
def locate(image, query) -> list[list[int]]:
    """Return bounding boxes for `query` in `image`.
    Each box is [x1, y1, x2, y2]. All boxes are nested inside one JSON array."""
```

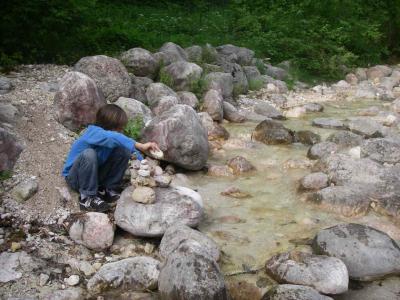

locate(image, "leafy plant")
[[248, 78, 264, 91], [0, 170, 12, 182], [254, 58, 267, 75], [123, 116, 144, 140], [159, 68, 174, 89]]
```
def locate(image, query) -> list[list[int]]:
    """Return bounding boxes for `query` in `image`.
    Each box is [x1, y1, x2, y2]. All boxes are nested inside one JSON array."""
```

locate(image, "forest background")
[[1, 0, 399, 81]]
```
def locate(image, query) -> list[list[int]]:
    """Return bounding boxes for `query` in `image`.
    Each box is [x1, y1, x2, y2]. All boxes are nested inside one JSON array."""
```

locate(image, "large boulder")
[[68, 212, 115, 251], [185, 45, 203, 63], [312, 223, 400, 281], [54, 71, 106, 131], [252, 119, 294, 144], [347, 118, 385, 138], [198, 112, 230, 141], [300, 172, 329, 191], [243, 66, 263, 83], [115, 186, 204, 237], [129, 76, 153, 104], [87, 256, 160, 294], [360, 138, 400, 164], [307, 142, 338, 160], [115, 97, 153, 124], [265, 65, 289, 80], [355, 81, 378, 99], [0, 103, 19, 124], [145, 82, 177, 107], [366, 65, 392, 81], [254, 102, 284, 120], [221, 63, 248, 96], [74, 55, 130, 102], [142, 105, 209, 170], [216, 44, 254, 66], [0, 127, 23, 171], [120, 48, 158, 78], [293, 131, 321, 145], [0, 251, 41, 283], [0, 76, 12, 94], [223, 101, 246, 123], [158, 240, 228, 300], [177, 91, 199, 109], [160, 223, 220, 261], [202, 89, 224, 121], [262, 284, 333, 300], [161, 61, 203, 92], [326, 131, 363, 148], [266, 251, 348, 294], [205, 72, 234, 100], [157, 42, 188, 65], [355, 68, 367, 81], [227, 156, 255, 175]]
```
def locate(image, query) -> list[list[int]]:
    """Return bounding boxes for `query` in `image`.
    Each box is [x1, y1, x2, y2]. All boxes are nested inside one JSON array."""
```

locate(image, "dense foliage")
[[1, 0, 399, 80]]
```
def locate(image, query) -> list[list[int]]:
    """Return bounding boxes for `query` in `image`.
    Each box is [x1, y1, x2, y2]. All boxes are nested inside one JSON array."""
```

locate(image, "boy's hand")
[[136, 142, 160, 152]]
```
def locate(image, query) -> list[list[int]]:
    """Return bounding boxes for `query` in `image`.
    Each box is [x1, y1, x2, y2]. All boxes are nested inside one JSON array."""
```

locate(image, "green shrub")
[[123, 116, 144, 140], [248, 78, 264, 91], [159, 68, 174, 89], [0, 170, 12, 182], [190, 76, 209, 99], [254, 58, 267, 75]]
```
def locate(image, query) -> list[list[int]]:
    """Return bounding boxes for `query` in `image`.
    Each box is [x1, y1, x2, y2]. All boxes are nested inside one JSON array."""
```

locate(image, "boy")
[[62, 104, 159, 212]]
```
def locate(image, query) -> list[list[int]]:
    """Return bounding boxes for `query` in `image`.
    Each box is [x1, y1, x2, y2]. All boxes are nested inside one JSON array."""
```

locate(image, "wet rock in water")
[[203, 89, 224, 121], [205, 72, 234, 100], [54, 71, 106, 131], [115, 97, 153, 124], [254, 102, 284, 120], [312, 118, 346, 129], [223, 101, 246, 123], [207, 165, 234, 177], [253, 119, 294, 145], [74, 55, 131, 102], [160, 223, 220, 261], [326, 131, 363, 148], [227, 156, 255, 175], [360, 138, 400, 164], [0, 127, 23, 171], [177, 91, 199, 108], [0, 76, 12, 94], [158, 240, 228, 300], [69, 212, 115, 251], [312, 223, 400, 281], [87, 256, 160, 294], [120, 48, 159, 78], [265, 251, 348, 294], [226, 280, 262, 300], [293, 130, 321, 145], [161, 61, 203, 92], [283, 158, 313, 169], [284, 106, 307, 118], [347, 118, 385, 138], [132, 186, 156, 204], [115, 186, 203, 237], [300, 172, 328, 190], [334, 276, 400, 300], [42, 287, 85, 300], [0, 103, 19, 124], [309, 185, 372, 217], [0, 251, 41, 283], [142, 105, 209, 170], [221, 186, 251, 198], [129, 76, 153, 103], [303, 102, 324, 112], [366, 65, 392, 81], [307, 142, 338, 160], [12, 178, 38, 202], [261, 284, 333, 300], [357, 106, 380, 117]]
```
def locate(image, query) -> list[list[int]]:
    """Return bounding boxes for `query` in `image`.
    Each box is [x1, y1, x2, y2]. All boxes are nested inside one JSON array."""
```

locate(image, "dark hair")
[[95, 104, 128, 131]]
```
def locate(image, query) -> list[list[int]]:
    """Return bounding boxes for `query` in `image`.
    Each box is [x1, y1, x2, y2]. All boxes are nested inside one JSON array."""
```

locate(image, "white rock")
[[65, 275, 80, 286], [39, 273, 50, 286], [138, 169, 150, 177], [348, 146, 361, 159]]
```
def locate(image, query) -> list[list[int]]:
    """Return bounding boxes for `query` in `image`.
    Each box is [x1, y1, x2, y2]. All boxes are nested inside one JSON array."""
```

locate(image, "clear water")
[[183, 99, 400, 276]]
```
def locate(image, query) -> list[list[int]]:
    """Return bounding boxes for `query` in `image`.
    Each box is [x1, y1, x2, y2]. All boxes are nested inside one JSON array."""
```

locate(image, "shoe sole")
[[79, 204, 111, 213]]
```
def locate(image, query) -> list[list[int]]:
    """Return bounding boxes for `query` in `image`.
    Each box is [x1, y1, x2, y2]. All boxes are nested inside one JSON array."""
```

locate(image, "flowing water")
[[183, 99, 400, 279]]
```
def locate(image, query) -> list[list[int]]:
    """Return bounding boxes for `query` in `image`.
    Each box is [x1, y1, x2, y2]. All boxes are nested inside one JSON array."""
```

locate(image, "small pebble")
[[11, 242, 21, 252], [39, 273, 50, 286], [144, 243, 154, 254], [65, 274, 80, 286], [93, 262, 102, 270]]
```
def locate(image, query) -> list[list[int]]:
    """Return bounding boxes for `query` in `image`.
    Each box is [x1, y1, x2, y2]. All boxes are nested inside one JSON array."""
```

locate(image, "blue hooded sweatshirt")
[[62, 125, 143, 177]]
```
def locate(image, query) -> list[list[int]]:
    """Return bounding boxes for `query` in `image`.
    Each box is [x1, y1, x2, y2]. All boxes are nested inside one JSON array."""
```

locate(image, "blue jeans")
[[66, 147, 130, 196]]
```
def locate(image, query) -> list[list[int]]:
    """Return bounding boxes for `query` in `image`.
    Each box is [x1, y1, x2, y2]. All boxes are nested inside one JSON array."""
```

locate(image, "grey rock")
[[115, 186, 204, 237], [273, 79, 289, 94], [220, 62, 248, 96], [69, 212, 115, 251], [161, 61, 203, 92], [303, 103, 324, 112], [307, 142, 338, 160], [177, 91, 199, 108], [74, 55, 130, 102], [39, 81, 59, 92], [158, 42, 188, 64], [355, 68, 367, 81], [205, 72, 234, 100], [203, 89, 223, 121], [54, 71, 106, 132], [12, 178, 38, 202], [366, 65, 392, 80], [158, 240, 228, 300], [345, 73, 358, 85], [269, 94, 288, 108], [65, 274, 80, 286], [252, 119, 294, 145], [0, 127, 23, 171], [265, 65, 289, 80], [243, 66, 262, 83], [266, 251, 348, 294], [151, 95, 179, 116], [198, 112, 230, 141], [115, 97, 153, 124], [216, 44, 254, 66], [0, 103, 19, 124], [347, 117, 385, 138], [293, 130, 321, 145], [223, 101, 245, 123], [379, 76, 400, 91], [326, 131, 363, 148], [42, 288, 85, 300], [0, 76, 12, 94], [129, 76, 153, 103], [142, 105, 208, 170], [39, 273, 50, 286], [87, 256, 160, 294], [312, 223, 400, 281], [312, 118, 346, 129], [160, 223, 220, 261], [202, 44, 218, 64], [300, 172, 329, 190], [360, 138, 400, 164], [261, 284, 333, 300], [355, 81, 378, 99], [227, 156, 255, 175], [0, 251, 40, 283], [254, 102, 284, 120], [185, 45, 203, 63], [202, 63, 223, 74], [145, 82, 177, 108], [121, 48, 158, 78]]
